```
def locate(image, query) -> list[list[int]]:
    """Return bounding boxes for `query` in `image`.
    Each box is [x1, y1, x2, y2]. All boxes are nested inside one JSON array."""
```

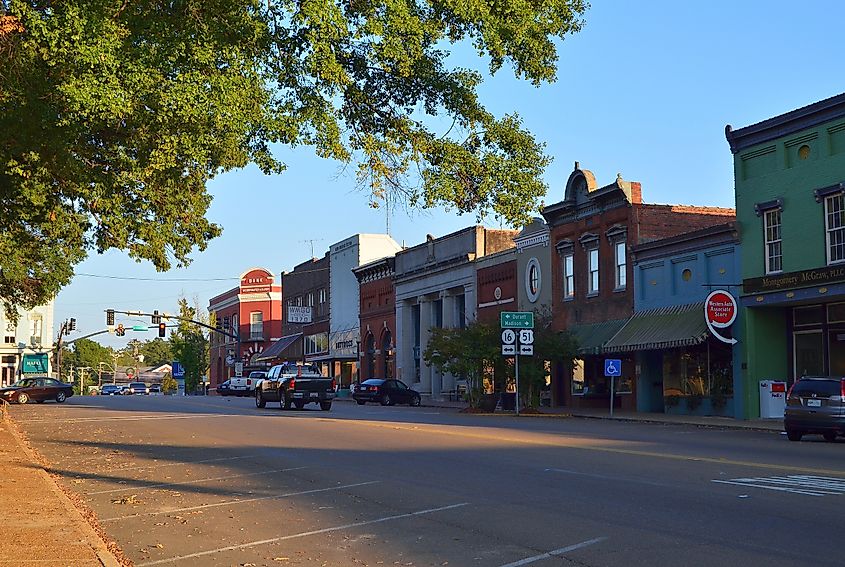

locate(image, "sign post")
[[501, 312, 534, 416], [604, 359, 622, 416]]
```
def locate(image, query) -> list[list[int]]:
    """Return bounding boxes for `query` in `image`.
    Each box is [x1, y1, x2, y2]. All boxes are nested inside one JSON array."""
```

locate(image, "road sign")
[[519, 329, 534, 344], [171, 361, 185, 378], [234, 362, 243, 377], [502, 344, 516, 356], [131, 325, 148, 332], [500, 311, 534, 329], [519, 344, 534, 356], [501, 329, 516, 344], [604, 359, 622, 377]]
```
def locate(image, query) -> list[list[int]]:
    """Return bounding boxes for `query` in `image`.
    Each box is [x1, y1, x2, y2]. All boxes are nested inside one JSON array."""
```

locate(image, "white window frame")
[[249, 312, 263, 340], [614, 240, 627, 290], [29, 315, 42, 345], [825, 193, 845, 265], [307, 292, 314, 307], [587, 247, 599, 296], [562, 253, 574, 299], [764, 208, 783, 274], [318, 288, 326, 304]]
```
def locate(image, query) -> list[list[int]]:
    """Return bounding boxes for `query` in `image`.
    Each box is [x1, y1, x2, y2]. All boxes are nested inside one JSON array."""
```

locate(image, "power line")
[[75, 273, 238, 282]]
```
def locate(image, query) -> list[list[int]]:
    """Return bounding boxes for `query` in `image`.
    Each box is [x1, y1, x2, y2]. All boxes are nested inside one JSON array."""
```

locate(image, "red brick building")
[[208, 268, 283, 388], [475, 250, 517, 325], [353, 257, 396, 380], [541, 163, 735, 409]]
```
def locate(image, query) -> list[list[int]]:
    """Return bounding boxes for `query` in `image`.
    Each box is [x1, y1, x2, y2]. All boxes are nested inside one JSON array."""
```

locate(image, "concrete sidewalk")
[[0, 402, 123, 566]]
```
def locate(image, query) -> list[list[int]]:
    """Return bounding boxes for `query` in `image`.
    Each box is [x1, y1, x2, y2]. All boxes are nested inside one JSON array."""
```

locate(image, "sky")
[[55, 0, 845, 348]]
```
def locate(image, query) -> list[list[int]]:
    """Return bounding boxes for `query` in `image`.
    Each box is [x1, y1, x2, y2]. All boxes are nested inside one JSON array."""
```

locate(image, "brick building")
[[353, 257, 397, 381], [475, 249, 517, 325], [541, 163, 735, 409]]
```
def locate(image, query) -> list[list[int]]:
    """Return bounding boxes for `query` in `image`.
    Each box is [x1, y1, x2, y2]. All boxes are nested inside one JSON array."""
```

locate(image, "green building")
[[726, 93, 845, 419]]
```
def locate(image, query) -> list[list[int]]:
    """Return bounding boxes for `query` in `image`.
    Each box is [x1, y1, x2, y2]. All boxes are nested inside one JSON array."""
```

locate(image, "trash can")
[[759, 380, 787, 418]]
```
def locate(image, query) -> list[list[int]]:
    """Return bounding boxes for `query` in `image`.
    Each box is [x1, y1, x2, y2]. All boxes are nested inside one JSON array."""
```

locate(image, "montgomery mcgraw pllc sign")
[[743, 265, 845, 294]]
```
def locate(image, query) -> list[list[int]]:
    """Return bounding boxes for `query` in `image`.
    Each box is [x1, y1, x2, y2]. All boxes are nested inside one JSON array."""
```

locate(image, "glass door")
[[794, 331, 825, 378]]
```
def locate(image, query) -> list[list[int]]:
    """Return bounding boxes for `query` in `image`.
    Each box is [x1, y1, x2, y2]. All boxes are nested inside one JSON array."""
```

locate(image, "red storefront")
[[208, 268, 283, 388], [353, 257, 396, 381]]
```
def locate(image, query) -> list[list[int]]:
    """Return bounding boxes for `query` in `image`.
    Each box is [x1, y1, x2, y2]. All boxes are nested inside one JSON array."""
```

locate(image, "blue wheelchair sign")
[[604, 359, 622, 377]]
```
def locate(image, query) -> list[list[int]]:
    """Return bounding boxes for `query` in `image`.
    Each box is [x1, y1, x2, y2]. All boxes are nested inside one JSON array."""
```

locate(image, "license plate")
[[806, 399, 822, 407]]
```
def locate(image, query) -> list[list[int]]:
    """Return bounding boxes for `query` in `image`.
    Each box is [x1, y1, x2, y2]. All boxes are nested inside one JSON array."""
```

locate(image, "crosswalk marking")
[[712, 475, 845, 497]]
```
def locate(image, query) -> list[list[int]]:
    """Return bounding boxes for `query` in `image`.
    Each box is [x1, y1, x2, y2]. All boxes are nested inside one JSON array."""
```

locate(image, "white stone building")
[[0, 300, 55, 386]]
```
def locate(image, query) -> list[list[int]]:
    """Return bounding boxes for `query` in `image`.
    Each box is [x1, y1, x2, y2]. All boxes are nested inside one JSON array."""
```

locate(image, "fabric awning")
[[568, 319, 629, 355], [255, 333, 302, 361], [603, 303, 709, 353]]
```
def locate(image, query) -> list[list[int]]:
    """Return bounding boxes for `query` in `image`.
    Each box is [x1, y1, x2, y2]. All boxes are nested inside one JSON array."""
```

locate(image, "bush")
[[664, 395, 680, 408], [161, 374, 178, 394], [687, 394, 704, 411]]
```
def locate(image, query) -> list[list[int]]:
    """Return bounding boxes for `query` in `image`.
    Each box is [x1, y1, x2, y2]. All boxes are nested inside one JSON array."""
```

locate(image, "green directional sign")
[[500, 311, 534, 329], [131, 325, 149, 332]]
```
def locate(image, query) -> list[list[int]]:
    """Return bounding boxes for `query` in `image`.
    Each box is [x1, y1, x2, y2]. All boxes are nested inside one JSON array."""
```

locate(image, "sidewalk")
[[0, 402, 123, 566]]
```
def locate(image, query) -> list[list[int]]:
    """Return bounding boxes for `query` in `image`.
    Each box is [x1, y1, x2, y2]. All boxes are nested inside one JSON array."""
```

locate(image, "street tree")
[[0, 0, 588, 315], [138, 338, 173, 368], [517, 308, 578, 408], [63, 338, 113, 393], [169, 297, 209, 394]]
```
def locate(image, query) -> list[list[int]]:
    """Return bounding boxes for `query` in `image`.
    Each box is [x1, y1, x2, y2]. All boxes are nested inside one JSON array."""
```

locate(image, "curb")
[[2, 408, 123, 567], [568, 413, 784, 433]]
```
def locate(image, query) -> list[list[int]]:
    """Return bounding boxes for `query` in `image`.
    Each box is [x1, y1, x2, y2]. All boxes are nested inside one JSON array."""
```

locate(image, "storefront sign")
[[240, 269, 273, 294], [705, 290, 738, 345], [743, 265, 845, 294], [287, 306, 312, 323], [21, 353, 48, 374]]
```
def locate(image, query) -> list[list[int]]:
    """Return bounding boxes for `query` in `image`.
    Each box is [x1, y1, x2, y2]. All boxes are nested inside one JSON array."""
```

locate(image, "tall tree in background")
[[138, 338, 173, 368], [169, 297, 209, 394], [0, 0, 588, 314], [62, 338, 114, 393]]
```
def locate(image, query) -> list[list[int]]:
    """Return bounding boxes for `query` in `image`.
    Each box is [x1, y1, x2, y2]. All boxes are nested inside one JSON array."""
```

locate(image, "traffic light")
[[152, 310, 161, 324], [158, 322, 166, 338], [115, 324, 125, 337], [106, 309, 115, 326], [68, 318, 76, 331]]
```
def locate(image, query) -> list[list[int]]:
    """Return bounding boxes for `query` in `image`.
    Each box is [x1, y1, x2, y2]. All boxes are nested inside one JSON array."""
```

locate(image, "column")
[[395, 300, 410, 384], [439, 290, 457, 396], [418, 296, 432, 395]]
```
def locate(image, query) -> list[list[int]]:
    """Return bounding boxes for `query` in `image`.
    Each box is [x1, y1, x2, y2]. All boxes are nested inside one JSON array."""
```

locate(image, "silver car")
[[784, 376, 845, 442]]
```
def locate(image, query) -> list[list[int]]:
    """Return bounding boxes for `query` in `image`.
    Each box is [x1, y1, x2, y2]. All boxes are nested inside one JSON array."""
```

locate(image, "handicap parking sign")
[[604, 359, 622, 377]]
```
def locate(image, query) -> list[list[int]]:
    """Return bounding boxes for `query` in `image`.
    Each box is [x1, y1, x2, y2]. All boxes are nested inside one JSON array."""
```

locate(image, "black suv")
[[784, 376, 845, 442]]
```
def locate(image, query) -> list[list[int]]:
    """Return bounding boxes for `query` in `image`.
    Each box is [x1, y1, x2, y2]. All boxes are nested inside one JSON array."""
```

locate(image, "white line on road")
[[87, 466, 307, 495], [712, 475, 845, 497], [498, 537, 607, 567], [101, 480, 381, 522], [137, 502, 469, 566]]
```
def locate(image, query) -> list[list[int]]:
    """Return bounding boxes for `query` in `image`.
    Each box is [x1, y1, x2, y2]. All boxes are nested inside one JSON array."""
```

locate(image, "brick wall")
[[638, 205, 735, 242]]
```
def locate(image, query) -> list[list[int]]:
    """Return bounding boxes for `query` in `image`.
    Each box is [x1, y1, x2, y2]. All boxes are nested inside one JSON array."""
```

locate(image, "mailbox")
[[759, 380, 787, 419]]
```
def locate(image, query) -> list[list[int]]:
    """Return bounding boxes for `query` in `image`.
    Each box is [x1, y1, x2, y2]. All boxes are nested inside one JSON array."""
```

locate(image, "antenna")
[[299, 238, 324, 258]]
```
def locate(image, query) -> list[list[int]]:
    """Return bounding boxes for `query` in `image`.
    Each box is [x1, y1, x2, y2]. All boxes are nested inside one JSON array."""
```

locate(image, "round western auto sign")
[[704, 290, 738, 344]]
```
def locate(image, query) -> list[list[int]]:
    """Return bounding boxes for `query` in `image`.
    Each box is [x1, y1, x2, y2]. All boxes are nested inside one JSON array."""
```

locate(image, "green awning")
[[604, 303, 709, 353], [568, 319, 629, 355], [21, 353, 49, 374]]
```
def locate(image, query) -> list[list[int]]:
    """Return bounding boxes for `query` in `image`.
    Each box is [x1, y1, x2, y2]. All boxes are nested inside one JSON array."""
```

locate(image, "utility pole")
[[54, 318, 76, 381]]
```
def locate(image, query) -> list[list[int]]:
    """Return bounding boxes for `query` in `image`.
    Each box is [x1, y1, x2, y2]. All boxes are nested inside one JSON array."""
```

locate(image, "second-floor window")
[[825, 193, 845, 264], [295, 296, 303, 306], [587, 247, 599, 295], [764, 209, 782, 273], [29, 315, 42, 345], [307, 292, 314, 307], [614, 241, 627, 290], [318, 288, 326, 303], [250, 312, 263, 339], [563, 253, 574, 299]]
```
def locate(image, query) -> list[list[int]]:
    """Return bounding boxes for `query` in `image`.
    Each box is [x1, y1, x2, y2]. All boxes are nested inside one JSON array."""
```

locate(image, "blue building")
[[603, 223, 744, 417]]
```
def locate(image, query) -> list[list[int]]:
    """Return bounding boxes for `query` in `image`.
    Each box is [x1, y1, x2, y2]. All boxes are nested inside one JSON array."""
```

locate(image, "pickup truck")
[[230, 371, 266, 397], [255, 363, 336, 411]]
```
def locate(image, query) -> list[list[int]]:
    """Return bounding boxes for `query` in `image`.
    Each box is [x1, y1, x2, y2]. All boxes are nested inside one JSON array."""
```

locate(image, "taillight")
[[786, 382, 796, 399], [331, 378, 336, 390], [841, 379, 845, 400], [247, 379, 252, 386], [288, 378, 296, 390]]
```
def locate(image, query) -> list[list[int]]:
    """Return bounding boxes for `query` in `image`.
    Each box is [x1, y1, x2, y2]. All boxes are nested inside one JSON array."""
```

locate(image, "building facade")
[[541, 163, 735, 410], [0, 301, 54, 386], [726, 93, 845, 418], [394, 226, 517, 399], [353, 257, 397, 381], [208, 268, 282, 388]]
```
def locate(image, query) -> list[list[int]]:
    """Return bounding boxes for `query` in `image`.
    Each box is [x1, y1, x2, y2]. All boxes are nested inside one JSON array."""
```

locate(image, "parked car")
[[100, 384, 124, 396], [216, 380, 233, 397], [784, 376, 845, 442], [352, 379, 421, 407], [0, 377, 74, 404], [126, 382, 149, 395], [148, 384, 162, 395], [230, 371, 266, 397]]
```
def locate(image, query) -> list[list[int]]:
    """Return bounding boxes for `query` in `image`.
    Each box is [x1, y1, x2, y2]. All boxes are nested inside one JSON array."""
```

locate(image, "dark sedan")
[[353, 379, 421, 406], [0, 377, 74, 404], [216, 380, 233, 397]]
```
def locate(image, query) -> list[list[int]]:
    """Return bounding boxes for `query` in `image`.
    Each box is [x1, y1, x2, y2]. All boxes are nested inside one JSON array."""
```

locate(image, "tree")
[[160, 373, 178, 395], [138, 338, 173, 368], [63, 338, 113, 393], [0, 0, 588, 314], [517, 308, 577, 408], [169, 297, 209, 394]]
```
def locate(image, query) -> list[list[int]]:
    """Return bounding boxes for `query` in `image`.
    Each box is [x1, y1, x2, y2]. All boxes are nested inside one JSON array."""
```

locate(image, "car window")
[[362, 379, 384, 386], [45, 379, 60, 387], [792, 379, 840, 398], [394, 381, 408, 390]]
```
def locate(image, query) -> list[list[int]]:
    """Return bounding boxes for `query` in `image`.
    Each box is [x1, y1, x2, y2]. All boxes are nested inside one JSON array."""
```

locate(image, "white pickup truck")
[[229, 370, 266, 397]]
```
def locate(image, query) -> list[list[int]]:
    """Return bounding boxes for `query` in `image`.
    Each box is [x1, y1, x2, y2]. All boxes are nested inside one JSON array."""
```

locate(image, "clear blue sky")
[[56, 0, 845, 348]]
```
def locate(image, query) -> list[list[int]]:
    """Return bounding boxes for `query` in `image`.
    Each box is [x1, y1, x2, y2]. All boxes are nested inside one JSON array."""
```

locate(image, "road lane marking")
[[712, 475, 845, 497], [86, 466, 307, 495], [101, 480, 381, 522], [498, 537, 607, 567], [136, 502, 469, 566]]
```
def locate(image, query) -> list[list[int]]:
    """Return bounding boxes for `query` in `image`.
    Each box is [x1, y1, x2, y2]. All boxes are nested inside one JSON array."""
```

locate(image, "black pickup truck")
[[255, 363, 336, 411]]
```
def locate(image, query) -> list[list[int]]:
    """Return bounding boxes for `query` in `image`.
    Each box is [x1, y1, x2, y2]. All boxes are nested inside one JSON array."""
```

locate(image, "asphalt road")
[[10, 394, 845, 567]]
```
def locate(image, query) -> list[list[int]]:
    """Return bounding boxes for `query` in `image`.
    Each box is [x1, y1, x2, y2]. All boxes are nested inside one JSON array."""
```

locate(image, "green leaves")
[[1, 0, 588, 312]]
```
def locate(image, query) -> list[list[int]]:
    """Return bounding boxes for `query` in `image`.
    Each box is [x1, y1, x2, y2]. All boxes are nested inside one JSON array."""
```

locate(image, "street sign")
[[604, 359, 622, 377], [500, 311, 534, 329], [234, 362, 243, 377], [171, 361, 185, 378], [131, 325, 148, 332], [519, 329, 534, 344], [519, 344, 534, 356], [501, 329, 516, 344], [502, 344, 516, 355]]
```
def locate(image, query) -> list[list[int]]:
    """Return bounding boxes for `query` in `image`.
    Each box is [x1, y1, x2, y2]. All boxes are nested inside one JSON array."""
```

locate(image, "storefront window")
[[828, 302, 845, 323], [794, 331, 824, 377], [662, 342, 733, 397], [828, 331, 845, 376], [571, 358, 585, 395], [794, 305, 824, 327]]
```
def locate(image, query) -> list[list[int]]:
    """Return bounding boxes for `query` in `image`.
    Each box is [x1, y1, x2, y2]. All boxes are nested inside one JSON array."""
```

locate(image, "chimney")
[[630, 182, 642, 205]]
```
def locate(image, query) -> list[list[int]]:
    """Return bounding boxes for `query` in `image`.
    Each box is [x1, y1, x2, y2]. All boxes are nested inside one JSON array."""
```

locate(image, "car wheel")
[[294, 399, 306, 410], [320, 401, 332, 411], [17, 393, 29, 404], [786, 429, 803, 442], [410, 394, 421, 407], [56, 391, 66, 403], [255, 389, 266, 408], [356, 399, 366, 405], [380, 393, 391, 406], [823, 431, 837, 442]]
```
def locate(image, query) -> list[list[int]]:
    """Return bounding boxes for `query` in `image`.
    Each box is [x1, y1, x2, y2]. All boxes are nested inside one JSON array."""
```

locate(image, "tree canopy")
[[169, 297, 209, 393], [0, 0, 587, 313]]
